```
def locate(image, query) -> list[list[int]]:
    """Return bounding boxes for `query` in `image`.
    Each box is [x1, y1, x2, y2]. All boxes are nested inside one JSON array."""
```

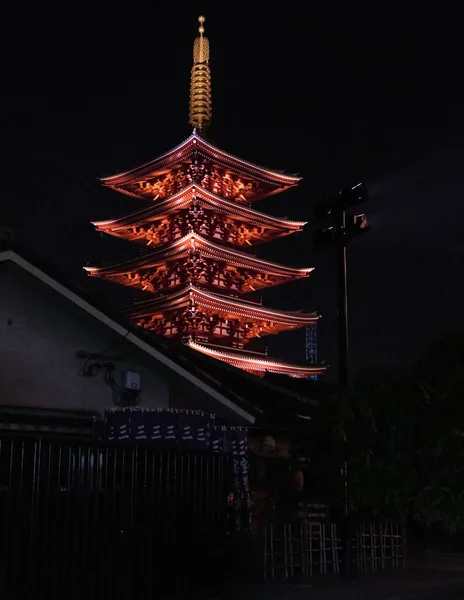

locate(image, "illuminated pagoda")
[[86, 16, 325, 379]]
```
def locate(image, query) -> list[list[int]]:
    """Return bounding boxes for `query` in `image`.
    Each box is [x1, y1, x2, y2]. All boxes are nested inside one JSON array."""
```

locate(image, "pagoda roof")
[[128, 284, 319, 333], [84, 232, 314, 287], [92, 183, 307, 236], [100, 133, 300, 197], [187, 341, 326, 379]]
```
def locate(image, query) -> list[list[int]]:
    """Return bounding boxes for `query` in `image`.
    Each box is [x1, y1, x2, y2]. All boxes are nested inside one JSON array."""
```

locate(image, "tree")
[[411, 332, 464, 532], [309, 330, 464, 532]]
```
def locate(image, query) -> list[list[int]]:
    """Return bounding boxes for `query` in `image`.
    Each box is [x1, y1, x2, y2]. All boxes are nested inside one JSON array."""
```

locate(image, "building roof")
[[0, 241, 325, 426], [85, 231, 314, 291], [93, 183, 307, 236], [187, 341, 326, 378], [100, 133, 300, 202], [128, 283, 319, 335]]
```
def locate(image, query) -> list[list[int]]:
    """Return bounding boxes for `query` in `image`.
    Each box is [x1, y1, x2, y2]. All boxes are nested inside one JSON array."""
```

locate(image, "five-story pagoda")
[[86, 16, 325, 379]]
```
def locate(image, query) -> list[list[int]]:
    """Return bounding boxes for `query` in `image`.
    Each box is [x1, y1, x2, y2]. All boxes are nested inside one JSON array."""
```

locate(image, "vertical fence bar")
[[43, 442, 51, 595], [98, 445, 102, 600], [53, 443, 61, 600], [75, 444, 82, 594], [192, 453, 197, 520], [30, 439, 41, 599], [7, 440, 14, 594], [205, 450, 210, 525], [112, 447, 118, 599], [17, 441, 25, 596], [403, 520, 407, 568], [86, 446, 93, 593]]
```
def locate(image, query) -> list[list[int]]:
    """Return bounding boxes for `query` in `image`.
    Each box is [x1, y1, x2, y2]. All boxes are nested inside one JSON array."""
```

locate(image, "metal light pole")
[[336, 208, 352, 577], [337, 209, 349, 395], [314, 183, 369, 578]]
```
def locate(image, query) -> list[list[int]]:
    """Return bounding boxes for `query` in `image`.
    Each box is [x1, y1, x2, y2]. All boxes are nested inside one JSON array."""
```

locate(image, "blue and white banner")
[[105, 408, 213, 450]]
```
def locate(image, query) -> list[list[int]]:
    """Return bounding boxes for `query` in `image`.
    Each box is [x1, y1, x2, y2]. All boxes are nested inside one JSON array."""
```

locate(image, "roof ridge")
[[93, 183, 308, 231], [101, 134, 300, 188], [85, 230, 314, 276], [129, 283, 319, 321]]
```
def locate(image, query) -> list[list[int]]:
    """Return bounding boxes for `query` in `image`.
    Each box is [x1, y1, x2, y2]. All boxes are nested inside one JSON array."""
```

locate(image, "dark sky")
[[2, 2, 463, 381]]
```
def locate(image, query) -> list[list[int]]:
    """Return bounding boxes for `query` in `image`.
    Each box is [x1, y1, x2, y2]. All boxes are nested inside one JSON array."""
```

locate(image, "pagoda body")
[[86, 17, 325, 379]]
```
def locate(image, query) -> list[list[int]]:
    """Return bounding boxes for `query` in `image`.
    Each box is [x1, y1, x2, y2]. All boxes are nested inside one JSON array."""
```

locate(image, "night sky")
[[2, 2, 463, 382]]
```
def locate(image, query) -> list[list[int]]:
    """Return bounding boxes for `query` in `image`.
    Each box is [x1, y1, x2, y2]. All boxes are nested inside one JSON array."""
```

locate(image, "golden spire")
[[189, 15, 212, 133]]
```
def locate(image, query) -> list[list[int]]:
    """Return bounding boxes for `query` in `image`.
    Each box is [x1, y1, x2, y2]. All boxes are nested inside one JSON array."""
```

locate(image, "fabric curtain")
[[104, 408, 250, 530], [105, 408, 213, 451]]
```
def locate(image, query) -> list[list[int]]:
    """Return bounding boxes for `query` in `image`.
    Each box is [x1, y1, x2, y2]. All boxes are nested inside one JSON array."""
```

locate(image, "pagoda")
[[86, 17, 325, 379]]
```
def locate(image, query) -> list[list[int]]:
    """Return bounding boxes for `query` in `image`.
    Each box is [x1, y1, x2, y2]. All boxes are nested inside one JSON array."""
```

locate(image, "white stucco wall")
[[0, 262, 170, 415]]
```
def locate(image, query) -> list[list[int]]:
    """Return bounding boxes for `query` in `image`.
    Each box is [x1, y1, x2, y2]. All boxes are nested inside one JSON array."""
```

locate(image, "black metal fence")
[[0, 435, 234, 599]]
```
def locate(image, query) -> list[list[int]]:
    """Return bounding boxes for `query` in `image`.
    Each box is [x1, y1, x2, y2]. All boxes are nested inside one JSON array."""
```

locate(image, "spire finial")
[[189, 15, 212, 134]]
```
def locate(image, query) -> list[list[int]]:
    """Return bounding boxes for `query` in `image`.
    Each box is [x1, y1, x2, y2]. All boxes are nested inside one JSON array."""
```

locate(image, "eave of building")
[[92, 183, 307, 234], [187, 341, 326, 379], [100, 133, 301, 194], [128, 283, 319, 329], [84, 232, 314, 283]]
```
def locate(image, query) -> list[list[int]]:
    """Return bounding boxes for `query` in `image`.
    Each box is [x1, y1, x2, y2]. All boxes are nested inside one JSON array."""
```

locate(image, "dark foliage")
[[308, 330, 464, 532]]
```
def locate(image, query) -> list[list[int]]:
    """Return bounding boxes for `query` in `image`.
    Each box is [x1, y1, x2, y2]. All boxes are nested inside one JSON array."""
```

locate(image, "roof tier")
[[93, 184, 306, 248], [128, 283, 319, 338], [100, 133, 300, 204], [85, 232, 313, 294], [187, 341, 326, 379]]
